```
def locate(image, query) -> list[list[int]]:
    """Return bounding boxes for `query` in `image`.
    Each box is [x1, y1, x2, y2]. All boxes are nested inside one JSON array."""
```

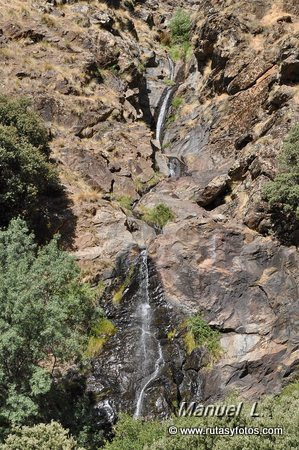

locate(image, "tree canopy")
[[1, 421, 84, 450], [0, 219, 95, 436], [0, 96, 58, 228]]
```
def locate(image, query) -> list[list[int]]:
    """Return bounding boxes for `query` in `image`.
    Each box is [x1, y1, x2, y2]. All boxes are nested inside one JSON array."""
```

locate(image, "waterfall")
[[155, 57, 176, 144], [168, 156, 182, 178], [133, 249, 164, 419], [168, 159, 176, 178]]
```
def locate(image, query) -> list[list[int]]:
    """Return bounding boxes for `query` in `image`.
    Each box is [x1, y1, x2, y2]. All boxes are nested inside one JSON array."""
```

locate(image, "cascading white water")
[[155, 57, 176, 144], [168, 159, 176, 178], [134, 249, 164, 419]]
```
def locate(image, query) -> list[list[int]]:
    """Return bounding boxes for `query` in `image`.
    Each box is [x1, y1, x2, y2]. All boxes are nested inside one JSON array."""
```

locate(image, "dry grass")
[[59, 167, 103, 204], [0, 47, 16, 59], [293, 86, 299, 105], [260, 3, 287, 26], [0, 0, 34, 18], [249, 34, 265, 52], [74, 190, 102, 204], [180, 102, 198, 117]]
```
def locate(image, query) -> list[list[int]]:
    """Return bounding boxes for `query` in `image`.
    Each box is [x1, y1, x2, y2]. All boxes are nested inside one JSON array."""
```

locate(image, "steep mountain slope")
[[1, 0, 298, 424]]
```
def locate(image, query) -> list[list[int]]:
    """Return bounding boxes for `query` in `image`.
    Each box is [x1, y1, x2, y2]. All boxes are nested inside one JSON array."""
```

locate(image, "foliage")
[[0, 96, 58, 228], [85, 318, 117, 357], [114, 195, 133, 211], [167, 329, 176, 341], [112, 265, 135, 305], [169, 9, 192, 44], [141, 203, 175, 229], [164, 78, 175, 87], [1, 421, 84, 450], [166, 114, 176, 125], [104, 414, 165, 450], [168, 41, 192, 62], [0, 96, 49, 152], [0, 219, 96, 436], [263, 125, 299, 218], [183, 330, 197, 355], [41, 376, 105, 450], [137, 62, 145, 74], [185, 315, 222, 361], [104, 381, 299, 450], [167, 10, 192, 61], [171, 96, 184, 110], [134, 172, 163, 194]]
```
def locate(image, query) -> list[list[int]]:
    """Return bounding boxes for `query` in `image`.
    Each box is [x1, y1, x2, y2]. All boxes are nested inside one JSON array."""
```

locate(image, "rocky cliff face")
[[1, 0, 298, 423]]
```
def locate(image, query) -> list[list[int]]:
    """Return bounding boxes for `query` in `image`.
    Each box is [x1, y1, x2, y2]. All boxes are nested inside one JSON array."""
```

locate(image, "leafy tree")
[[1, 421, 84, 450], [0, 96, 49, 152], [263, 125, 299, 218], [0, 219, 96, 437], [0, 96, 58, 228]]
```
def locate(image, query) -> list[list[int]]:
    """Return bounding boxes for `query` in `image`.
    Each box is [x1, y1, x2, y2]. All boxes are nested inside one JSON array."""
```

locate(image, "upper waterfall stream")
[[155, 57, 176, 145]]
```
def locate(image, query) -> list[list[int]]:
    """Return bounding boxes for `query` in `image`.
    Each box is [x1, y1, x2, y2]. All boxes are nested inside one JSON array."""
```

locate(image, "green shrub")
[[169, 41, 192, 62], [0, 96, 49, 152], [114, 195, 133, 211], [1, 421, 84, 450], [185, 315, 222, 361], [0, 96, 58, 228], [141, 203, 175, 228], [112, 264, 135, 305], [85, 318, 117, 357], [104, 382, 299, 450], [172, 96, 184, 110], [166, 114, 176, 125], [263, 125, 299, 218], [166, 10, 192, 61], [169, 9, 192, 44], [0, 218, 96, 436], [164, 78, 175, 87]]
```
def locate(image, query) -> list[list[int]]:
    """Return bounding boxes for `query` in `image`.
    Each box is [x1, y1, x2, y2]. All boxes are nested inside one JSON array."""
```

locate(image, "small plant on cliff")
[[184, 315, 222, 362], [263, 125, 299, 218], [141, 203, 175, 229], [114, 195, 133, 211], [172, 96, 184, 110], [113, 264, 135, 305], [85, 317, 117, 357]]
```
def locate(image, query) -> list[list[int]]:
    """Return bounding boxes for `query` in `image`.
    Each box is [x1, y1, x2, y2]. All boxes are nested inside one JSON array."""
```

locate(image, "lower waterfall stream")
[[133, 249, 165, 419]]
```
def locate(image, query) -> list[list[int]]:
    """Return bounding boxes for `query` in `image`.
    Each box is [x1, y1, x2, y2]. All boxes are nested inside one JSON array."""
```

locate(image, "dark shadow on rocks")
[[33, 186, 77, 249], [42, 369, 110, 450], [270, 208, 299, 247], [138, 75, 154, 127], [105, 0, 121, 8]]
